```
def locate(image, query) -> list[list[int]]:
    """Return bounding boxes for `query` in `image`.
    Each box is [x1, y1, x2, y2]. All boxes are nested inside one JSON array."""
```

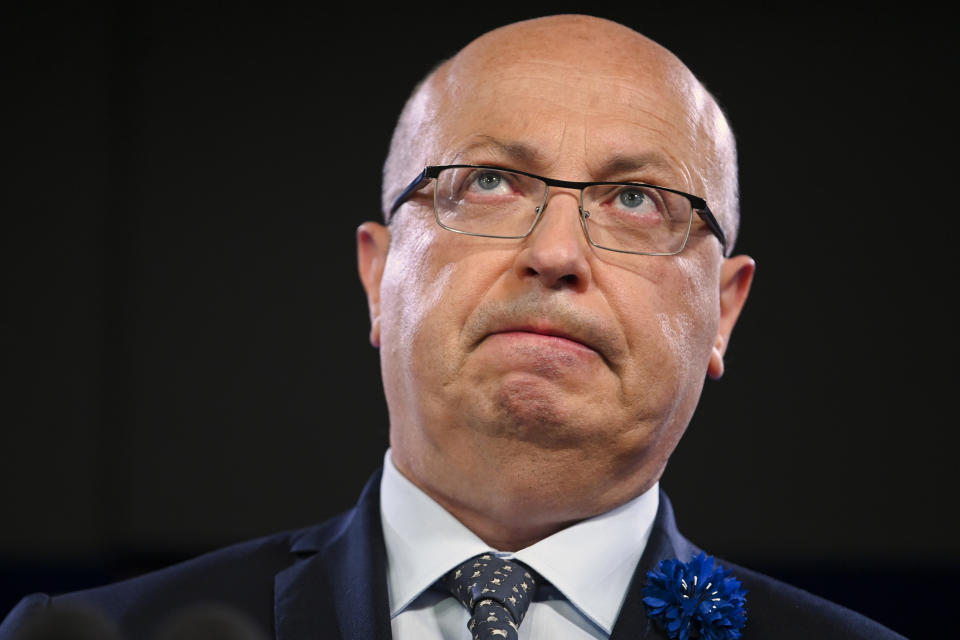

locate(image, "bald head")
[[382, 14, 740, 250]]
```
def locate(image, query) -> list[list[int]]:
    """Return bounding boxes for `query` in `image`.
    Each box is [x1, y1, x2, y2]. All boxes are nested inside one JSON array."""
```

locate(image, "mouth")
[[465, 298, 619, 370], [486, 325, 600, 356]]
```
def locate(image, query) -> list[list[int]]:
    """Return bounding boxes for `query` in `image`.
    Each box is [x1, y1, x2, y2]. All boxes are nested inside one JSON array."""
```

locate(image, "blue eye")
[[619, 189, 647, 208], [476, 172, 503, 190]]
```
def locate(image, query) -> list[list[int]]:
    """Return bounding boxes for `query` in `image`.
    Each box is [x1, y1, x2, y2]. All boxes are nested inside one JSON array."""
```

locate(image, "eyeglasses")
[[389, 165, 727, 256]]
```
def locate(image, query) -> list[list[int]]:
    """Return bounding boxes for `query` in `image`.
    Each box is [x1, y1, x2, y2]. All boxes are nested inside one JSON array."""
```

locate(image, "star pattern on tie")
[[443, 554, 538, 640]]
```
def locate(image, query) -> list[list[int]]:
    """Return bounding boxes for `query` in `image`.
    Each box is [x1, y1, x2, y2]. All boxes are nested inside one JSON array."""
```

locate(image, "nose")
[[514, 189, 592, 291]]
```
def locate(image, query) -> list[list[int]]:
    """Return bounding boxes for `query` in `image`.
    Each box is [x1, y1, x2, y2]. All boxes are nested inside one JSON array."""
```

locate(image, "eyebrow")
[[454, 138, 681, 187], [599, 152, 675, 179], [454, 136, 545, 167]]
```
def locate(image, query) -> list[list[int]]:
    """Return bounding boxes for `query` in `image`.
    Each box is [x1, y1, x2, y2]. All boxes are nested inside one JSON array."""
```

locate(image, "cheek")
[[379, 229, 454, 363], [607, 256, 719, 405], [378, 224, 510, 378], [655, 312, 700, 385], [662, 257, 720, 376]]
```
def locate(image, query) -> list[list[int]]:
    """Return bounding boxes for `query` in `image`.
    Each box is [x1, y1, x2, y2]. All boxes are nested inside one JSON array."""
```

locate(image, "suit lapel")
[[610, 491, 700, 640], [274, 472, 393, 640]]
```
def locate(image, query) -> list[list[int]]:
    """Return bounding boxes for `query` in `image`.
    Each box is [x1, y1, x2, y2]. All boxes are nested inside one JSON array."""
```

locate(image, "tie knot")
[[443, 554, 537, 639]]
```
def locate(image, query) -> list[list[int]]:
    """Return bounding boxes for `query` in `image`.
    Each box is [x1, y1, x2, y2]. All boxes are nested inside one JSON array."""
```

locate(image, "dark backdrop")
[[2, 4, 956, 637]]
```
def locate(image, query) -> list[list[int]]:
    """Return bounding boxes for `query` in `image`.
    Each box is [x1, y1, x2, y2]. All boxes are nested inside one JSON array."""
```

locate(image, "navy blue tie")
[[443, 554, 537, 640]]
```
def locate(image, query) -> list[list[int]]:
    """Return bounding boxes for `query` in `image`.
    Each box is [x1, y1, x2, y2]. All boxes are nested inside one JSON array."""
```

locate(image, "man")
[[1, 15, 905, 640]]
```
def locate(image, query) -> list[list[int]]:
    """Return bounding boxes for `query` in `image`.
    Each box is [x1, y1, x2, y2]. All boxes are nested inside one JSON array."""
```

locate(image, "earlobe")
[[708, 335, 726, 379], [707, 255, 755, 380], [357, 222, 391, 348]]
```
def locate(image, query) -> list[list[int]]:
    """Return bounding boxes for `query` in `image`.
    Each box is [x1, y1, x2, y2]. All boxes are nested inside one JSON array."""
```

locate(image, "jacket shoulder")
[[0, 512, 353, 640], [724, 561, 907, 640], [639, 494, 907, 640]]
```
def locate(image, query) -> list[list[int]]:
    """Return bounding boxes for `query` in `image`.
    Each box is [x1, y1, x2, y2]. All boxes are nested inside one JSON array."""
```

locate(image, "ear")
[[707, 255, 755, 380], [357, 222, 391, 348]]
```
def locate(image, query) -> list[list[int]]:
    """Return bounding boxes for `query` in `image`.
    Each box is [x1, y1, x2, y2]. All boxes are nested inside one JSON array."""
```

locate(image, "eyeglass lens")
[[433, 167, 694, 254]]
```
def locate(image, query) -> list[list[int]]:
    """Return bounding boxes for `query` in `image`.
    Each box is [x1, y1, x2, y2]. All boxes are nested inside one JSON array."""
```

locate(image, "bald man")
[[1, 15, 905, 640]]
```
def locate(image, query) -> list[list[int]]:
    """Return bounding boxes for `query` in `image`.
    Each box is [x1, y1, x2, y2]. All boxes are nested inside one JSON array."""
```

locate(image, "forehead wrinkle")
[[584, 128, 694, 193], [453, 69, 699, 181], [585, 154, 675, 194], [451, 136, 547, 168], [466, 69, 682, 122], [599, 152, 672, 173], [470, 53, 687, 109]]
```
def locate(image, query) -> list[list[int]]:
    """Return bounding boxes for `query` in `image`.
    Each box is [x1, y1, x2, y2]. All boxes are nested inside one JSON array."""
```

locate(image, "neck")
[[389, 450, 626, 552], [388, 425, 665, 552], [426, 489, 581, 552]]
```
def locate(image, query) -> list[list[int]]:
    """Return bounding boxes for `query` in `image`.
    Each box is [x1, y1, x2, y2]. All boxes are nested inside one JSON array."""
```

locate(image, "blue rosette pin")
[[642, 552, 748, 640]]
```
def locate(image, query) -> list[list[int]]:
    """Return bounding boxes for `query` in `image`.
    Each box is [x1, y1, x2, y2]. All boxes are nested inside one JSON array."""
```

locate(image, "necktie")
[[443, 553, 537, 640]]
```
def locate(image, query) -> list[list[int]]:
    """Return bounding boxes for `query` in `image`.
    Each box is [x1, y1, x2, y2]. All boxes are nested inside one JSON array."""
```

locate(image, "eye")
[[583, 184, 671, 230], [618, 188, 648, 209], [458, 169, 519, 201], [607, 186, 664, 218], [475, 171, 504, 191]]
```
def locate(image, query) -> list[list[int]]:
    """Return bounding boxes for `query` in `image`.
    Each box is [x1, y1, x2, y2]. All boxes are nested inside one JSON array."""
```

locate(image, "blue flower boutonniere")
[[642, 552, 748, 640]]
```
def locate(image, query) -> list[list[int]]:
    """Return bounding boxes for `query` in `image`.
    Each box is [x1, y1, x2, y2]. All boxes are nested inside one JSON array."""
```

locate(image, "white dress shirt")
[[379, 450, 659, 639]]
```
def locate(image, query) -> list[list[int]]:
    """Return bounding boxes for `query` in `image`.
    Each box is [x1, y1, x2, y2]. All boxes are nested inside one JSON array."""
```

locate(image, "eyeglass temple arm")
[[389, 167, 439, 217], [696, 204, 727, 255]]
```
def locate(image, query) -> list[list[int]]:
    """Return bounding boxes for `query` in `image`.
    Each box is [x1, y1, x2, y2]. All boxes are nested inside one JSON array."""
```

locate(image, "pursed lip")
[[464, 298, 621, 370], [484, 323, 601, 357]]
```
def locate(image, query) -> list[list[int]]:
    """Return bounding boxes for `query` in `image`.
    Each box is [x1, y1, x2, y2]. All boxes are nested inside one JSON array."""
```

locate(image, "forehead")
[[426, 24, 708, 187]]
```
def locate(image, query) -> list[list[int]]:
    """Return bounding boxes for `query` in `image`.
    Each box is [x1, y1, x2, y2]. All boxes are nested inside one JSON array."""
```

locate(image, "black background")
[[2, 3, 957, 637]]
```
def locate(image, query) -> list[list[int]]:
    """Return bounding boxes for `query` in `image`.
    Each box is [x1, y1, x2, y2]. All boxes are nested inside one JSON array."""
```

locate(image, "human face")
[[359, 17, 753, 542]]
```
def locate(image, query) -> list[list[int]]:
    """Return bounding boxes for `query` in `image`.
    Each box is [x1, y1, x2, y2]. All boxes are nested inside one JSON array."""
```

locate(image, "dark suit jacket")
[[0, 471, 906, 639]]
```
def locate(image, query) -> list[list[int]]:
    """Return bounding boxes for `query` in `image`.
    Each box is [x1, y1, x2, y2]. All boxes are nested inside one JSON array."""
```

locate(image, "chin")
[[464, 377, 611, 449]]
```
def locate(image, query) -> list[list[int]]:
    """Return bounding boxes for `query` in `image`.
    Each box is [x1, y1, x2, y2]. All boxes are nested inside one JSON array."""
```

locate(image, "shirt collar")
[[511, 485, 659, 633], [380, 451, 492, 617], [379, 449, 659, 634]]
